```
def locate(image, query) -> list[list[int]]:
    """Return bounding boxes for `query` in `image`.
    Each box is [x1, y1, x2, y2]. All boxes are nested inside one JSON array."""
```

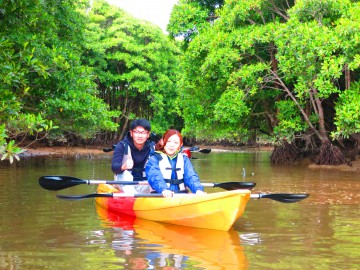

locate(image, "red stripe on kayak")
[[96, 184, 137, 229], [107, 197, 136, 217]]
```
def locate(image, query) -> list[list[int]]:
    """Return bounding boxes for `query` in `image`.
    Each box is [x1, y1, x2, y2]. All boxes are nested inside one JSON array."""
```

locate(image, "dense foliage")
[[1, 0, 360, 165], [82, 0, 180, 142], [0, 0, 120, 162], [0, 0, 179, 162], [169, 0, 360, 164]]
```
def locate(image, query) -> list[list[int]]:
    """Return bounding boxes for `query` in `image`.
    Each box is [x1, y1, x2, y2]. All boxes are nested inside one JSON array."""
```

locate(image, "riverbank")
[[20, 145, 110, 158], [19, 145, 360, 171]]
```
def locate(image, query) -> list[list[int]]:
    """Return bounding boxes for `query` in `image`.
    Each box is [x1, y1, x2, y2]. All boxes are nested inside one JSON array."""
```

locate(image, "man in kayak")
[[111, 119, 155, 193], [145, 129, 206, 197]]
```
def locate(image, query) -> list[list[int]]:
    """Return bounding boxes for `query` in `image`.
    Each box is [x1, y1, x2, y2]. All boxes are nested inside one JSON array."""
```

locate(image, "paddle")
[[201, 182, 255, 190], [57, 193, 164, 200], [193, 148, 211, 154], [38, 176, 256, 191], [38, 175, 148, 191], [103, 145, 116, 152], [250, 193, 309, 203], [56, 192, 309, 203], [103, 145, 211, 154]]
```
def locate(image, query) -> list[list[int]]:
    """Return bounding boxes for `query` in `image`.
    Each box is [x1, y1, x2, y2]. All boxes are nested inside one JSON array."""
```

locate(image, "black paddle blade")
[[57, 193, 114, 200], [214, 182, 256, 190], [149, 132, 160, 143], [39, 176, 86, 191], [196, 148, 211, 154], [102, 144, 117, 152], [260, 193, 309, 203]]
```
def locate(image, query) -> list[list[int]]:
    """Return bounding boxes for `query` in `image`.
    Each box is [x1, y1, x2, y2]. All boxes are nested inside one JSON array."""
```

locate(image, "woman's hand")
[[162, 190, 174, 198], [195, 190, 206, 195]]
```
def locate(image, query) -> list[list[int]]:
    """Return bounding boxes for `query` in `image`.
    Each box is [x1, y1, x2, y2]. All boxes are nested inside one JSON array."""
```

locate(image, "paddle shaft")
[[57, 193, 164, 199], [39, 176, 256, 191], [83, 180, 148, 185], [57, 192, 309, 203]]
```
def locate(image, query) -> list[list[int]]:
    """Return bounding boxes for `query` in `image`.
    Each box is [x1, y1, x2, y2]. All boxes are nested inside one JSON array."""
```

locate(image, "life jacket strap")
[[164, 178, 184, 185]]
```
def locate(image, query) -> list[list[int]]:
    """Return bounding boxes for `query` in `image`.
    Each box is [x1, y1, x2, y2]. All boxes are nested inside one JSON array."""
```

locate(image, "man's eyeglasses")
[[132, 130, 149, 135]]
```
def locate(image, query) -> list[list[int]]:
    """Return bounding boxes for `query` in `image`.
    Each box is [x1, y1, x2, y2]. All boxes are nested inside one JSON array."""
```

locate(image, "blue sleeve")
[[183, 156, 204, 193], [111, 142, 125, 174], [145, 155, 169, 193]]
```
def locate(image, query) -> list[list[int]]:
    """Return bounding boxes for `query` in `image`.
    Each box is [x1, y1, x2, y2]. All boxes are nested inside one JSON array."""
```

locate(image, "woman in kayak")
[[145, 129, 206, 198]]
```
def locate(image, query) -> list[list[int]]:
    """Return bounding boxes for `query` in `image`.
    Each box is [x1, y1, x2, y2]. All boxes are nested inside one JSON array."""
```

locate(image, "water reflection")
[[96, 204, 248, 269]]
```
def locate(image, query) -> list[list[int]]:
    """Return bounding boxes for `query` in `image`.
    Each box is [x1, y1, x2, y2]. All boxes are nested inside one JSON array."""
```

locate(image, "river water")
[[0, 150, 359, 269]]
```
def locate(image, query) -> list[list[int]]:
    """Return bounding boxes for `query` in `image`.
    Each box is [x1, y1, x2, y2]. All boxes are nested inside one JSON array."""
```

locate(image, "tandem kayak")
[[95, 184, 251, 231]]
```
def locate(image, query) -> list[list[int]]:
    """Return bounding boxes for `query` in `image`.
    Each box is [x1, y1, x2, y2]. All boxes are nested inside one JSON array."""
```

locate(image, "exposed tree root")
[[270, 141, 299, 164], [314, 142, 350, 166]]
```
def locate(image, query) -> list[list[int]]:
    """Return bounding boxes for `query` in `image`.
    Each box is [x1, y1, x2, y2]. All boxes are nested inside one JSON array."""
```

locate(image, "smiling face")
[[130, 126, 149, 149], [164, 134, 182, 156]]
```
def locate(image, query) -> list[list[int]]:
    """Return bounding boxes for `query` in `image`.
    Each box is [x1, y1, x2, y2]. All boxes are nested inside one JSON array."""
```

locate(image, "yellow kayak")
[[95, 184, 250, 231]]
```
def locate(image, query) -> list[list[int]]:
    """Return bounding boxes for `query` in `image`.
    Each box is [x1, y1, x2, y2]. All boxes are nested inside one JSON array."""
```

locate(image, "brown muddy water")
[[0, 151, 359, 269]]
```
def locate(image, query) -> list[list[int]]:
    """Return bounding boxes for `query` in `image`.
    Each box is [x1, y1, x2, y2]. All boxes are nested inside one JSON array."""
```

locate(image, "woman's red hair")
[[155, 129, 183, 152]]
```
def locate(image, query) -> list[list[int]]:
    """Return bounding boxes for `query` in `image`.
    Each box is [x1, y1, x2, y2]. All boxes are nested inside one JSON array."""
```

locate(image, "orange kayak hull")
[[96, 184, 250, 231]]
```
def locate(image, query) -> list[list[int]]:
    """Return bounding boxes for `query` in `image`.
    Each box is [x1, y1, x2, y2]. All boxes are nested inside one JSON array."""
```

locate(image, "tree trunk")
[[344, 64, 351, 90], [311, 87, 329, 143], [270, 70, 348, 165]]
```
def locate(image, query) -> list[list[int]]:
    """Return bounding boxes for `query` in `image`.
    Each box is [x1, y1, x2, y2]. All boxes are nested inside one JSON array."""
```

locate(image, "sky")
[[106, 0, 179, 33]]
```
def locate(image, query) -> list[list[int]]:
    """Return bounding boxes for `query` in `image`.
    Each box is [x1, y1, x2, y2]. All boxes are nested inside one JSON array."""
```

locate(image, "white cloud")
[[106, 0, 178, 33]]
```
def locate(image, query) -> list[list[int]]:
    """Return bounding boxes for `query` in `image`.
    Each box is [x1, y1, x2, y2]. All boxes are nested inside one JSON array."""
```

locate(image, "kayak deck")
[[96, 184, 250, 231]]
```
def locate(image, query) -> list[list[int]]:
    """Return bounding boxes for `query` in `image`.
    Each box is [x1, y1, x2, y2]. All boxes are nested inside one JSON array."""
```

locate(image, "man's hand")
[[121, 159, 134, 170]]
